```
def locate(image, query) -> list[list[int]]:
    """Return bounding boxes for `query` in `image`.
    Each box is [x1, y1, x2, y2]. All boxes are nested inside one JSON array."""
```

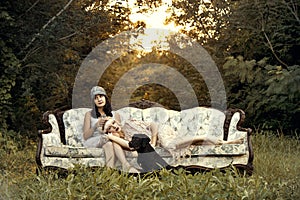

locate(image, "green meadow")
[[1, 130, 299, 199]]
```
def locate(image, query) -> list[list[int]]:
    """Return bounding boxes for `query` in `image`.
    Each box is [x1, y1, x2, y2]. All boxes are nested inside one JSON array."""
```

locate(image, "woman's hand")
[[97, 117, 112, 131], [107, 133, 114, 140], [97, 118, 106, 130]]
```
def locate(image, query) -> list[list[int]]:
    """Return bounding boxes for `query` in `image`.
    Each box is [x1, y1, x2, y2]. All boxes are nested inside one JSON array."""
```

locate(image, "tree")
[[1, 0, 130, 136], [221, 0, 300, 66], [1, 0, 298, 136], [0, 3, 21, 130]]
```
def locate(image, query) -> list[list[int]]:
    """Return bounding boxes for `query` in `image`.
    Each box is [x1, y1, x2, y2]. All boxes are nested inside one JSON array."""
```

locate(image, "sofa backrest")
[[63, 108, 91, 147], [116, 106, 226, 140], [62, 106, 229, 147]]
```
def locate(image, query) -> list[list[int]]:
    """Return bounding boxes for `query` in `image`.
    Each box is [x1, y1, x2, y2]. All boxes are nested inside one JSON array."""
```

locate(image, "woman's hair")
[[91, 95, 113, 118], [102, 118, 110, 133], [102, 118, 125, 138]]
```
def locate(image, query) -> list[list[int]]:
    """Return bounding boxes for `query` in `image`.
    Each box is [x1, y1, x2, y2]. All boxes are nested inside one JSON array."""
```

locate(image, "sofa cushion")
[[158, 124, 179, 148], [44, 143, 246, 159], [44, 146, 171, 158], [44, 146, 104, 158], [157, 107, 225, 148], [161, 143, 246, 160], [191, 143, 246, 156]]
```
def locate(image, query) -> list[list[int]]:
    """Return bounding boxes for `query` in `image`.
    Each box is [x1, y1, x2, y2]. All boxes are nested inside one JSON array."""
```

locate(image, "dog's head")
[[128, 134, 151, 150]]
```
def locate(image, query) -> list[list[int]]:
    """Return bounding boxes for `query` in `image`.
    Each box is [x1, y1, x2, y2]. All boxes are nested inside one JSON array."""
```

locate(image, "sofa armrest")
[[40, 113, 62, 145], [36, 112, 63, 167], [228, 127, 254, 174]]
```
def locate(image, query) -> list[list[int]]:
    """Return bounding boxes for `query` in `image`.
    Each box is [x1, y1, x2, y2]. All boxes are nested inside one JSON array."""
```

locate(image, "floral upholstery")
[[42, 114, 61, 147], [63, 108, 91, 147], [44, 146, 104, 158], [228, 112, 243, 140], [39, 106, 250, 171]]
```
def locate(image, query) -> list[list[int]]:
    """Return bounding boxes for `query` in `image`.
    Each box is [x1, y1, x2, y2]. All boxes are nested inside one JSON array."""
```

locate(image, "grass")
[[0, 130, 299, 199]]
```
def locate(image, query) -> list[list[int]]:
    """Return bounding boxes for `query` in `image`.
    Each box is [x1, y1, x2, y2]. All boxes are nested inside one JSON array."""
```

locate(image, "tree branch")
[[284, 0, 300, 24], [22, 0, 74, 53], [58, 32, 78, 41], [263, 31, 289, 70], [25, 0, 41, 14]]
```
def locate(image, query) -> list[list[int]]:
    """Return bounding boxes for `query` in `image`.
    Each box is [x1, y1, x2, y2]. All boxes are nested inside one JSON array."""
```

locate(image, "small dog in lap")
[[129, 134, 169, 173]]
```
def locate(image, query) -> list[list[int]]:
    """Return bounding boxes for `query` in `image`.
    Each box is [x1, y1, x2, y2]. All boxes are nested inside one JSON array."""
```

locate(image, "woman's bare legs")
[[102, 141, 115, 168], [221, 137, 244, 144], [174, 135, 208, 149], [112, 142, 139, 173], [174, 135, 244, 149], [149, 122, 158, 147]]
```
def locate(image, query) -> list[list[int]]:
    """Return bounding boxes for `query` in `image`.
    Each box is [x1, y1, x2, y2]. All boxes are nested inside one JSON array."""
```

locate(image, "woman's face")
[[104, 119, 122, 133], [94, 94, 106, 108]]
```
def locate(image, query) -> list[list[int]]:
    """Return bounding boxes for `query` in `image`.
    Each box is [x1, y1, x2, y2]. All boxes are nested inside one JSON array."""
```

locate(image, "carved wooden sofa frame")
[[36, 100, 254, 175]]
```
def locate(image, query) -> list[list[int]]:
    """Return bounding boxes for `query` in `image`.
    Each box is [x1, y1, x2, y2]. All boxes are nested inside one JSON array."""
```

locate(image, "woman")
[[82, 86, 115, 168], [103, 116, 244, 158], [102, 114, 158, 150], [83, 86, 138, 173]]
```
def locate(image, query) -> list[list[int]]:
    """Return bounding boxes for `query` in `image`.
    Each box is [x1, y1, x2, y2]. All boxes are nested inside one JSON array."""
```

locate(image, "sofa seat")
[[44, 142, 246, 158]]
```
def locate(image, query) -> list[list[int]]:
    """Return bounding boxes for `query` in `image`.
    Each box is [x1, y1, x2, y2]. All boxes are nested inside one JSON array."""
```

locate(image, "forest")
[[0, 0, 299, 138], [0, 1, 300, 199]]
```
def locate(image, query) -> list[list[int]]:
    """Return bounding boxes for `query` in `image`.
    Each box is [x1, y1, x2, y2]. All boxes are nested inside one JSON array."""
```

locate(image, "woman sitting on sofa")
[[82, 86, 139, 173]]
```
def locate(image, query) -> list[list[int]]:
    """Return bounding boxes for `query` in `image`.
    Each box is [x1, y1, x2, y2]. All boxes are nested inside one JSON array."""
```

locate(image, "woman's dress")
[[121, 119, 152, 141], [83, 116, 108, 148]]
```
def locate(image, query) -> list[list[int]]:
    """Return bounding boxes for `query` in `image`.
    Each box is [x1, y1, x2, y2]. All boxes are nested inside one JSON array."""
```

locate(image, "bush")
[[223, 56, 300, 135]]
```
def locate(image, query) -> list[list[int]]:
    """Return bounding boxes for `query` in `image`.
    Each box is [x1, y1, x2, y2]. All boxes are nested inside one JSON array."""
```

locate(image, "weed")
[[0, 130, 299, 199]]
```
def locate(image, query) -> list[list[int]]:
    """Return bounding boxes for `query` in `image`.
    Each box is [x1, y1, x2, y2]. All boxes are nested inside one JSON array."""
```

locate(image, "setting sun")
[[108, 0, 189, 53], [85, 0, 201, 53]]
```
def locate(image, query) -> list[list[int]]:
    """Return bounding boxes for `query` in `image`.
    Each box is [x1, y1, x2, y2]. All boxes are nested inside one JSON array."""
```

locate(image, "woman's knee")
[[103, 141, 114, 150], [112, 142, 122, 150]]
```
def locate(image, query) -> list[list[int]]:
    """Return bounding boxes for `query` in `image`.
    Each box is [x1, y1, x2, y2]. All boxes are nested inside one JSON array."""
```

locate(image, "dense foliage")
[[223, 56, 299, 131], [0, 6, 21, 130], [0, 0, 299, 137]]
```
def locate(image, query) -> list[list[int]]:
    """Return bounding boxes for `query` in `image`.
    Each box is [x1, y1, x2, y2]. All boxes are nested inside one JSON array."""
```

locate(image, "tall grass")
[[0, 130, 299, 199]]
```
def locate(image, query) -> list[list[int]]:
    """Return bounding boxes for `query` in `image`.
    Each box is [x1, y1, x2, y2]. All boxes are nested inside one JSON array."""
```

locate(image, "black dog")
[[128, 134, 169, 173]]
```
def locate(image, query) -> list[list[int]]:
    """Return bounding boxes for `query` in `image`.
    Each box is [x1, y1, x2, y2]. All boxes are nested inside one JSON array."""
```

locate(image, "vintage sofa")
[[36, 100, 254, 175]]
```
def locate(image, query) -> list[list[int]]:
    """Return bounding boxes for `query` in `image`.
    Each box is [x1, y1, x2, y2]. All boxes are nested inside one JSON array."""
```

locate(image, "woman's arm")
[[107, 134, 132, 150], [83, 111, 98, 140]]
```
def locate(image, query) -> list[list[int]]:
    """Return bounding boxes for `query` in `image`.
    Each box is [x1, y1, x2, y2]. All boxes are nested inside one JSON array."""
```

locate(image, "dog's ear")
[[141, 137, 151, 148]]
